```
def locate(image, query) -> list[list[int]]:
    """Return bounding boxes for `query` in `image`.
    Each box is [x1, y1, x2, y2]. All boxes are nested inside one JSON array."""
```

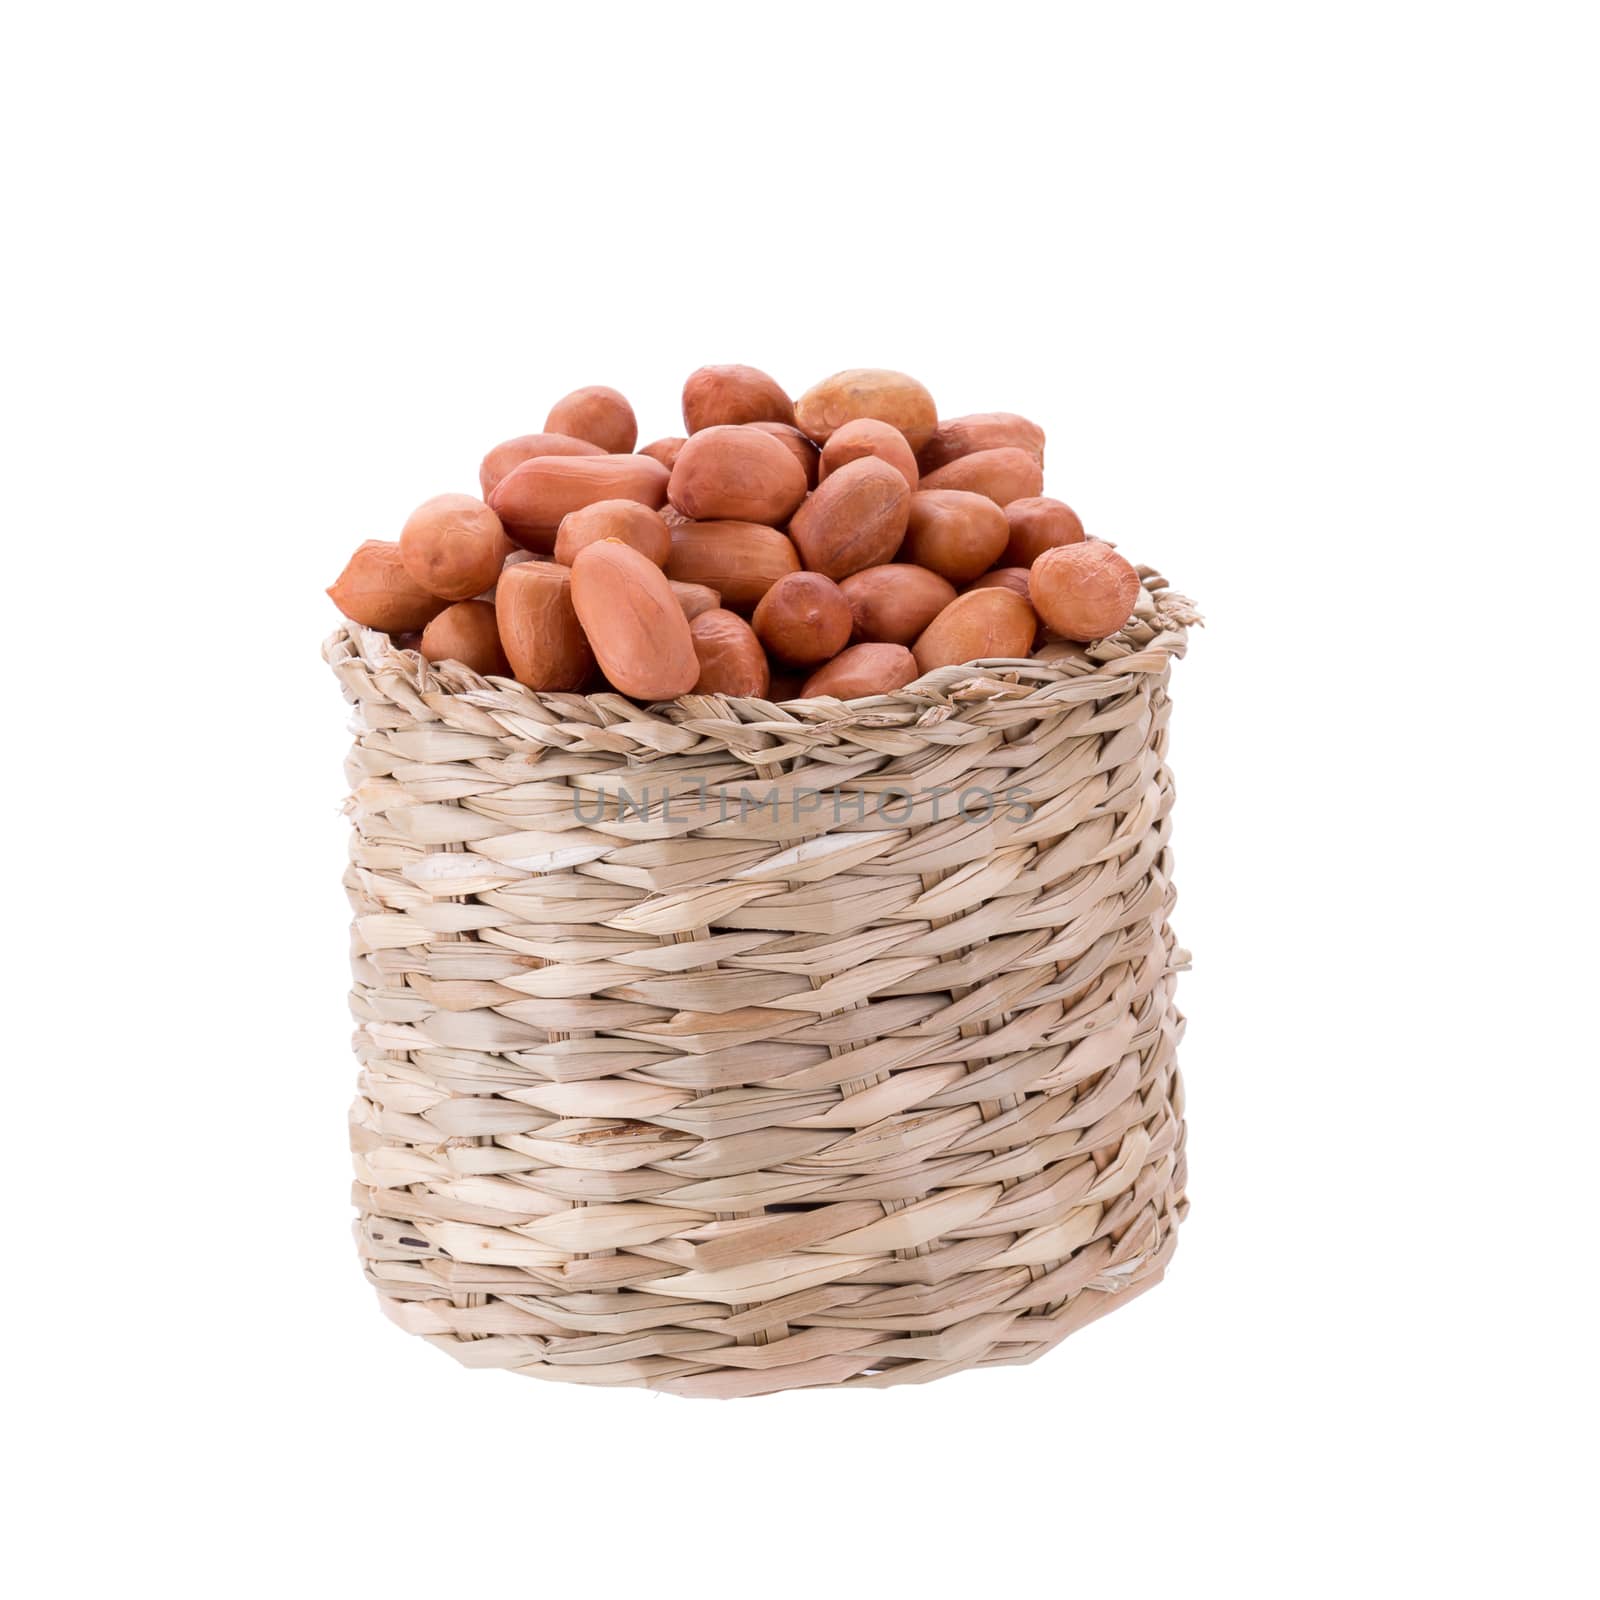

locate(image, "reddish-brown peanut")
[[420, 600, 509, 676], [640, 436, 687, 471], [747, 420, 820, 488], [1003, 497, 1085, 566], [495, 560, 594, 691], [916, 412, 1045, 475], [681, 364, 795, 432], [668, 425, 808, 525], [398, 493, 513, 601], [554, 500, 671, 569], [963, 567, 1043, 646], [670, 580, 722, 621], [917, 446, 1044, 506], [665, 521, 801, 612], [752, 571, 853, 665], [912, 589, 1038, 674], [839, 564, 956, 645], [544, 385, 638, 454], [690, 609, 771, 697], [788, 456, 910, 580], [801, 643, 920, 700], [570, 540, 699, 701], [327, 540, 449, 632], [1028, 543, 1141, 642], [902, 490, 1009, 583], [819, 418, 919, 494], [794, 368, 937, 452], [479, 432, 604, 498], [488, 453, 669, 550]]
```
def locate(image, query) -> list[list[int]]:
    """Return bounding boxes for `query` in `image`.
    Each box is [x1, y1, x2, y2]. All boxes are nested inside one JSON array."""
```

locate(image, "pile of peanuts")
[[326, 366, 1143, 701]]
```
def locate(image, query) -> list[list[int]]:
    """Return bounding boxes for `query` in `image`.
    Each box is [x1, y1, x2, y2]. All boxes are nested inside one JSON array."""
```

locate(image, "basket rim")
[[325, 566, 1198, 740]]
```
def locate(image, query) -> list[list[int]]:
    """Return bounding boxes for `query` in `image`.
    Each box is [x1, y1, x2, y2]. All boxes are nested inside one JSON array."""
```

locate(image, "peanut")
[[839, 564, 956, 646], [479, 432, 604, 498], [1002, 496, 1084, 566], [665, 520, 801, 612], [916, 412, 1045, 475], [912, 588, 1037, 674], [1028, 543, 1141, 642], [794, 368, 937, 452], [681, 364, 795, 432], [554, 500, 671, 569], [788, 456, 910, 580], [544, 385, 638, 455], [669, 580, 722, 621], [640, 436, 687, 471], [801, 643, 920, 700], [668, 425, 808, 525], [420, 600, 509, 676], [747, 420, 820, 488], [488, 453, 669, 551], [818, 418, 919, 493], [918, 446, 1044, 506], [495, 560, 595, 691], [902, 490, 1009, 583], [752, 571, 853, 665], [327, 541, 449, 632], [570, 539, 699, 701], [690, 609, 771, 697], [399, 493, 513, 601]]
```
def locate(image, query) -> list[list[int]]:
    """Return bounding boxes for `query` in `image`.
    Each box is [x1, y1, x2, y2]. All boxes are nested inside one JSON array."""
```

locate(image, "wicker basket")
[[327, 568, 1198, 1396]]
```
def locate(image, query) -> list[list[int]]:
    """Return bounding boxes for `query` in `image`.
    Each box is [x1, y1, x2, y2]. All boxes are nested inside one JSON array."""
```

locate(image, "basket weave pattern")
[[328, 569, 1196, 1396]]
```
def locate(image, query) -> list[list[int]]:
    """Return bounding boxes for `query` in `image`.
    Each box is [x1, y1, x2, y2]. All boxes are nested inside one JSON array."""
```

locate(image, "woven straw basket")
[[327, 567, 1198, 1397]]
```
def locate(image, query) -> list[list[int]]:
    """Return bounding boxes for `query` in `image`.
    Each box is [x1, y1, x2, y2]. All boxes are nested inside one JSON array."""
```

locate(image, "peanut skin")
[[747, 420, 820, 488], [495, 560, 595, 691], [554, 500, 671, 569], [544, 386, 638, 455], [794, 368, 937, 452], [818, 418, 919, 493], [1028, 543, 1141, 642], [665, 520, 801, 612], [801, 643, 920, 700], [689, 608, 771, 697], [839, 564, 956, 646], [420, 600, 509, 676], [479, 432, 604, 498], [488, 453, 669, 551], [917, 446, 1044, 506], [668, 425, 808, 525], [328, 540, 450, 632], [681, 364, 795, 432], [902, 490, 1009, 583], [399, 493, 513, 601], [916, 412, 1045, 475], [1002, 496, 1085, 566], [570, 539, 699, 700], [640, 436, 687, 471], [669, 580, 722, 621], [752, 571, 853, 665], [788, 456, 910, 580], [912, 588, 1038, 674]]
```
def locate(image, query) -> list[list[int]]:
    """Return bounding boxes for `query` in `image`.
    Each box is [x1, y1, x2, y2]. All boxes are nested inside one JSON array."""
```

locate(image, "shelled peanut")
[[326, 368, 1148, 702]]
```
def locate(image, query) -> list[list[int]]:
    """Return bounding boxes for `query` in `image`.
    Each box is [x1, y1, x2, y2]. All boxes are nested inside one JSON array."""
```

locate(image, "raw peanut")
[[819, 418, 919, 493], [690, 609, 770, 696], [1028, 543, 1141, 642], [902, 490, 1009, 583], [916, 412, 1046, 475], [794, 368, 937, 452], [544, 385, 638, 454], [479, 432, 603, 498], [1003, 496, 1085, 566], [918, 446, 1044, 506], [489, 453, 669, 551], [747, 420, 820, 488], [767, 666, 809, 702], [788, 456, 910, 580], [665, 521, 800, 612], [682, 364, 795, 432], [570, 539, 698, 700], [752, 572, 853, 665], [801, 643, 919, 700], [420, 600, 510, 676], [398, 492, 513, 601], [554, 500, 671, 568], [668, 425, 808, 525], [670, 580, 722, 621], [839, 564, 956, 645], [327, 540, 449, 632], [912, 588, 1038, 674], [964, 567, 1043, 646], [495, 560, 594, 691], [640, 436, 687, 471]]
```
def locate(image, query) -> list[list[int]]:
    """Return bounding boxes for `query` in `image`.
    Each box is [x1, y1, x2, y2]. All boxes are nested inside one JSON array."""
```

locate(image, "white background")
[[5, 3, 1596, 1595]]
